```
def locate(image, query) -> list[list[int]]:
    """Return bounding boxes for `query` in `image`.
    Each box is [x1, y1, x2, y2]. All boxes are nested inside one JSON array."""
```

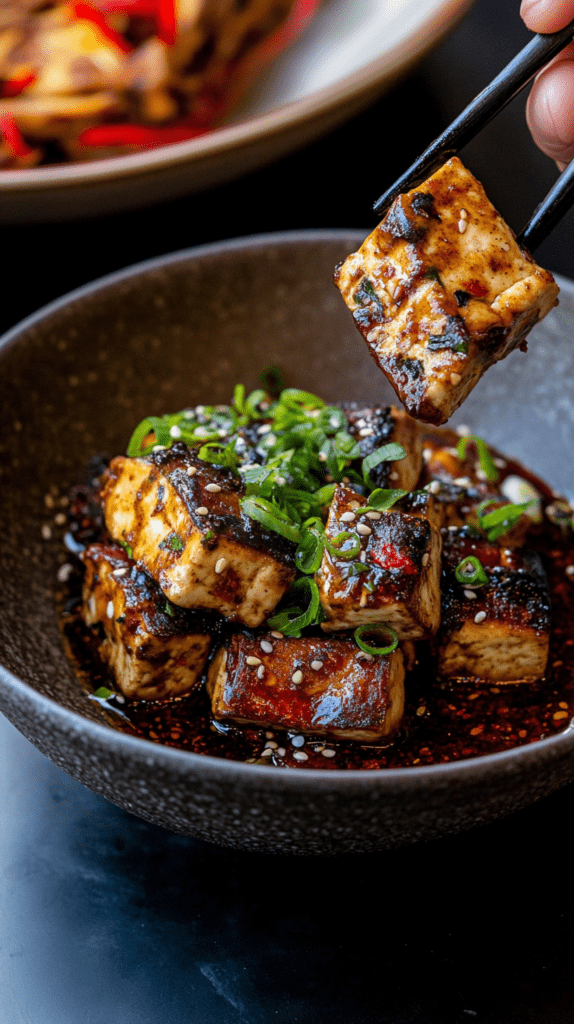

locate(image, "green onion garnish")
[[363, 488, 408, 512], [362, 443, 406, 487], [457, 435, 499, 483], [259, 364, 284, 397], [92, 687, 114, 700], [454, 556, 489, 587], [477, 501, 532, 541], [241, 496, 301, 544], [354, 623, 399, 656], [324, 530, 361, 561], [198, 441, 240, 470], [159, 533, 184, 551], [268, 578, 323, 637]]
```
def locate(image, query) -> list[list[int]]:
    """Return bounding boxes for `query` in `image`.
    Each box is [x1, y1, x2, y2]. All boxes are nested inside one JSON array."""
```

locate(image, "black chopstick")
[[518, 158, 574, 250], [373, 18, 574, 218]]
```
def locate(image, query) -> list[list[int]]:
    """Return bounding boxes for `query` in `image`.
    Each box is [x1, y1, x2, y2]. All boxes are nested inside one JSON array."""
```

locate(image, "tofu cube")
[[207, 633, 405, 743], [335, 157, 559, 424], [317, 485, 441, 640], [101, 442, 295, 627], [437, 528, 551, 683], [81, 543, 213, 701], [342, 403, 422, 490]]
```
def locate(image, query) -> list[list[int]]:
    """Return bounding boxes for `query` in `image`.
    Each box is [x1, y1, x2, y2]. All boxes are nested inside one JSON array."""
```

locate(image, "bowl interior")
[[0, 230, 573, 741]]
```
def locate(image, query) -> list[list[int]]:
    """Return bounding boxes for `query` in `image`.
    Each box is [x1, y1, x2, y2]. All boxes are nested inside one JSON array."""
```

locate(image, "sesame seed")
[[257, 424, 271, 435], [566, 565, 574, 579], [277, 748, 286, 757], [186, 466, 197, 476], [464, 589, 477, 600], [293, 751, 308, 761], [54, 512, 66, 526], [217, 429, 227, 438], [429, 480, 441, 494], [41, 524, 52, 540], [215, 558, 227, 574], [359, 551, 367, 563], [454, 477, 472, 488], [275, 476, 286, 486], [357, 524, 372, 536], [422, 448, 433, 461], [356, 651, 374, 662], [257, 665, 265, 679], [458, 219, 467, 233], [474, 611, 487, 624], [366, 511, 382, 520], [450, 372, 462, 385], [152, 444, 167, 451], [265, 740, 278, 749], [318, 452, 327, 462], [292, 670, 303, 684], [260, 640, 273, 653], [475, 468, 488, 482], [330, 416, 340, 429], [393, 285, 401, 299], [390, 471, 399, 481], [340, 511, 356, 522], [112, 567, 128, 577], [292, 735, 305, 748], [270, 631, 283, 639], [115, 695, 126, 704], [170, 425, 182, 438], [422, 552, 429, 566], [260, 747, 273, 757], [456, 424, 470, 436], [246, 656, 262, 666], [57, 563, 73, 583], [310, 660, 324, 671], [205, 483, 222, 493], [194, 427, 209, 438], [196, 507, 208, 515], [366, 329, 378, 342], [44, 494, 55, 509], [106, 601, 114, 618], [321, 749, 336, 758], [460, 208, 468, 219], [494, 457, 506, 469], [359, 427, 375, 437]]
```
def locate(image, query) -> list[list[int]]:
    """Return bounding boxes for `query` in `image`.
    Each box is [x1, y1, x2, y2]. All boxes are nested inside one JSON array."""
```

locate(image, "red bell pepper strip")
[[0, 114, 35, 158], [78, 121, 207, 148], [71, 2, 133, 53], [0, 71, 37, 99]]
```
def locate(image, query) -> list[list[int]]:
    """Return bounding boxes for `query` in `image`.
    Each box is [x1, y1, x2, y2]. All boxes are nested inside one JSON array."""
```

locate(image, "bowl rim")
[[1, 226, 572, 789], [0, 0, 471, 192]]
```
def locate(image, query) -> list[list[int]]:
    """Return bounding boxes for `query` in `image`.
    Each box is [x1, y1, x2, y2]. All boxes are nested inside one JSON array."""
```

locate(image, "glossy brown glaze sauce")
[[59, 430, 574, 770]]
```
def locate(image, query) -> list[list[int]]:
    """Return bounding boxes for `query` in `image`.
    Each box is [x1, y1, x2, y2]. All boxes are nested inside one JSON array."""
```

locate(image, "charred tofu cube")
[[101, 442, 295, 628], [207, 633, 405, 743], [317, 485, 441, 640], [335, 157, 559, 424], [437, 528, 551, 683], [81, 544, 213, 701], [342, 403, 422, 490]]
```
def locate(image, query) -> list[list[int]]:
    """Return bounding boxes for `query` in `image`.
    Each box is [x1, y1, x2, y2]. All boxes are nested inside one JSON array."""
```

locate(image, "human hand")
[[521, 0, 574, 167]]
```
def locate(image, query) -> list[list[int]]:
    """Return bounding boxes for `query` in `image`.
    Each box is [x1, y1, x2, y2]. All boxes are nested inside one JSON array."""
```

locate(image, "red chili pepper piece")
[[0, 71, 36, 98], [463, 279, 488, 298], [71, 1, 133, 53], [156, 0, 176, 46], [78, 121, 207, 148], [0, 114, 34, 158], [369, 542, 417, 574]]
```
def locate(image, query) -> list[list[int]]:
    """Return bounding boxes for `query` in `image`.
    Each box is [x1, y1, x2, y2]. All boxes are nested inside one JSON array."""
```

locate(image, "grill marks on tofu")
[[81, 544, 213, 701], [101, 443, 295, 628], [335, 156, 559, 425], [437, 528, 551, 684], [317, 485, 442, 640], [342, 403, 422, 490], [207, 633, 405, 743]]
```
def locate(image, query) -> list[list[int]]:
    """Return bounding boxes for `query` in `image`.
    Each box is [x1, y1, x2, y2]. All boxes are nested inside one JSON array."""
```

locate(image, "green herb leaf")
[[259, 364, 284, 397], [354, 623, 399, 656], [457, 435, 499, 483], [267, 578, 323, 637], [454, 556, 489, 587], [241, 496, 301, 544], [92, 686, 114, 700], [198, 441, 240, 471], [478, 501, 532, 541], [362, 443, 406, 487], [364, 488, 408, 511], [159, 533, 184, 551]]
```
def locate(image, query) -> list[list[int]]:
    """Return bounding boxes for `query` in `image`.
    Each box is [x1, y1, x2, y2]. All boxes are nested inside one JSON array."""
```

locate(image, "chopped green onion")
[[244, 389, 267, 419], [457, 435, 499, 483], [268, 578, 323, 637], [163, 601, 175, 617], [354, 623, 399, 656], [127, 416, 155, 457], [233, 383, 245, 413], [324, 530, 361, 561], [454, 556, 489, 587], [92, 686, 114, 700], [279, 388, 325, 410], [478, 501, 532, 541], [241, 496, 301, 544], [362, 443, 406, 487], [313, 483, 337, 507], [364, 488, 408, 512], [198, 441, 240, 470], [159, 533, 184, 551], [118, 539, 133, 559], [347, 561, 370, 575]]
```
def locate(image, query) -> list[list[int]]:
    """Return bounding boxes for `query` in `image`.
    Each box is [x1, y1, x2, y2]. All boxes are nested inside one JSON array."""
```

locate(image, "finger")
[[521, 0, 574, 33], [527, 57, 574, 163]]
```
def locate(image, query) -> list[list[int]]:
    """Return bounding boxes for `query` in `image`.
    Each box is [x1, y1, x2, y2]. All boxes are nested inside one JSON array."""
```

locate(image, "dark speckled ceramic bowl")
[[1, 231, 573, 855]]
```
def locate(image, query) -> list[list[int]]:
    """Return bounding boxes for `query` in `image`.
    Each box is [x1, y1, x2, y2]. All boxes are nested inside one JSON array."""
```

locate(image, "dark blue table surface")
[[3, 2, 574, 1022]]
